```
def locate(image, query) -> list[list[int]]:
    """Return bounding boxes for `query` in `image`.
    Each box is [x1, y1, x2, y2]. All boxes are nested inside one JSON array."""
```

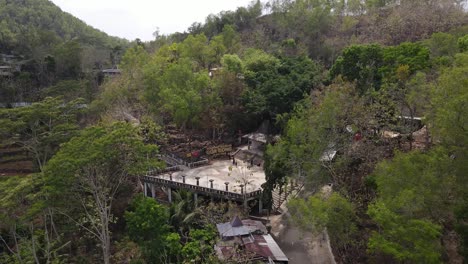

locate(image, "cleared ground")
[[156, 159, 266, 194]]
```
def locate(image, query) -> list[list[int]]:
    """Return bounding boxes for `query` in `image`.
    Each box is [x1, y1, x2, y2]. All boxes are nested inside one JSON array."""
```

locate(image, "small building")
[[209, 67, 220, 78], [215, 216, 288, 263], [398, 115, 423, 132], [319, 143, 337, 162], [102, 68, 121, 77], [242, 132, 267, 150], [0, 66, 13, 77], [1, 54, 17, 64]]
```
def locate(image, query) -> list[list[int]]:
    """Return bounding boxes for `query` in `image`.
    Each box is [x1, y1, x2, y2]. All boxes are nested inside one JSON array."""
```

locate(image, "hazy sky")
[[50, 0, 255, 41]]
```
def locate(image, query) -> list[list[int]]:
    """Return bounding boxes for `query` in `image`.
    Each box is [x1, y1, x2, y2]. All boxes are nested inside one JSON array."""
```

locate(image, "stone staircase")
[[271, 188, 288, 212], [271, 181, 304, 212], [159, 153, 184, 167]]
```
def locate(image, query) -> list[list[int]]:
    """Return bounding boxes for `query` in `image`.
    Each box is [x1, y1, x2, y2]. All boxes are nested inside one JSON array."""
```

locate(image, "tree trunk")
[[101, 212, 111, 264], [102, 237, 110, 264]]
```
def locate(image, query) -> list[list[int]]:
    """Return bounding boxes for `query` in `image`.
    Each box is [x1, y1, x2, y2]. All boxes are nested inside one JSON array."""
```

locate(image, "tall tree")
[[289, 192, 358, 256], [125, 194, 170, 263], [329, 44, 384, 94], [0, 97, 84, 172], [367, 149, 456, 263], [43, 122, 159, 264]]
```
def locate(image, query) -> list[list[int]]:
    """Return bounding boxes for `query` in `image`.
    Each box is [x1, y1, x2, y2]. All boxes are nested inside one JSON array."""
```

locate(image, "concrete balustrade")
[[141, 175, 262, 203]]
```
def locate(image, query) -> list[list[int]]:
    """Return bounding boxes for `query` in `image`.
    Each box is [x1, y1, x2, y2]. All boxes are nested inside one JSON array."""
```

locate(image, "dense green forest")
[[0, 0, 129, 103], [1, 0, 467, 263]]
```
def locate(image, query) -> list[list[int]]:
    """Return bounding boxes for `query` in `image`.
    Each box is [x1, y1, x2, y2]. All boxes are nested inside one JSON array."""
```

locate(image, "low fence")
[[188, 158, 209, 168], [147, 165, 181, 176], [160, 152, 209, 169]]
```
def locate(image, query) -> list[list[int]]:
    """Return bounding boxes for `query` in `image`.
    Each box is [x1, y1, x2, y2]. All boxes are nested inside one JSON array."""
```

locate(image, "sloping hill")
[[0, 0, 127, 54]]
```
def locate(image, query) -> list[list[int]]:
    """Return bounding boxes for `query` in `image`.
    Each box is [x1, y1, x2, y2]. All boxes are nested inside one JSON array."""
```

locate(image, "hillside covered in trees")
[[1, 0, 468, 263], [0, 0, 129, 103]]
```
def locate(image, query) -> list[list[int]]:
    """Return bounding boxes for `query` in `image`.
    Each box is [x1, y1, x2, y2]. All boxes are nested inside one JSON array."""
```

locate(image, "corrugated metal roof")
[[242, 133, 267, 143], [102, 69, 121, 73], [263, 234, 288, 261], [217, 217, 268, 239], [215, 235, 289, 263], [320, 149, 337, 162], [216, 222, 250, 238], [231, 216, 243, 227]]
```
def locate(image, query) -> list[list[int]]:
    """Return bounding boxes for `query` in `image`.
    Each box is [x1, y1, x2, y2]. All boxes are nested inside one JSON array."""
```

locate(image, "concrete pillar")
[[194, 193, 198, 207], [151, 184, 155, 198], [209, 179, 214, 188], [259, 197, 263, 214], [182, 175, 186, 183], [167, 187, 172, 203], [144, 182, 148, 197], [240, 184, 244, 194], [195, 177, 200, 186], [169, 174, 173, 181], [225, 182, 229, 191]]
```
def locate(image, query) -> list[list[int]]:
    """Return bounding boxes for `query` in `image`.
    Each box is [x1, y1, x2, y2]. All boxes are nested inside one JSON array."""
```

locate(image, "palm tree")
[[168, 190, 203, 236]]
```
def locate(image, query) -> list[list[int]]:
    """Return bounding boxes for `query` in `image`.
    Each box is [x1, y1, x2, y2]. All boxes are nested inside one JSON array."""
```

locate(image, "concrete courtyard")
[[156, 159, 266, 194]]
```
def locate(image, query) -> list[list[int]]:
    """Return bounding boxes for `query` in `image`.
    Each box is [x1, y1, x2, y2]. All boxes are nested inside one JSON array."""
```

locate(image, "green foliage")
[[158, 59, 210, 128], [0, 0, 127, 100], [331, 42, 431, 92], [367, 149, 457, 262], [458, 34, 468, 52], [0, 0, 125, 54], [179, 34, 210, 69], [243, 50, 321, 120], [424, 32, 459, 57], [42, 79, 91, 101], [265, 81, 367, 187], [125, 194, 170, 262], [0, 97, 84, 171], [200, 1, 262, 38], [182, 227, 217, 263], [164, 233, 183, 260], [169, 190, 200, 233], [373, 149, 455, 220], [221, 54, 244, 73], [368, 87, 399, 132], [368, 201, 442, 263], [289, 192, 357, 249], [430, 58, 468, 153], [138, 116, 167, 144], [213, 67, 249, 132], [53, 40, 83, 79], [381, 42, 431, 80], [120, 45, 150, 76], [44, 122, 159, 203], [330, 44, 384, 94], [262, 143, 291, 209], [220, 25, 241, 53], [42, 122, 159, 264], [427, 56, 468, 259], [0, 174, 70, 263], [455, 200, 468, 261], [112, 237, 144, 264], [0, 175, 35, 224]]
